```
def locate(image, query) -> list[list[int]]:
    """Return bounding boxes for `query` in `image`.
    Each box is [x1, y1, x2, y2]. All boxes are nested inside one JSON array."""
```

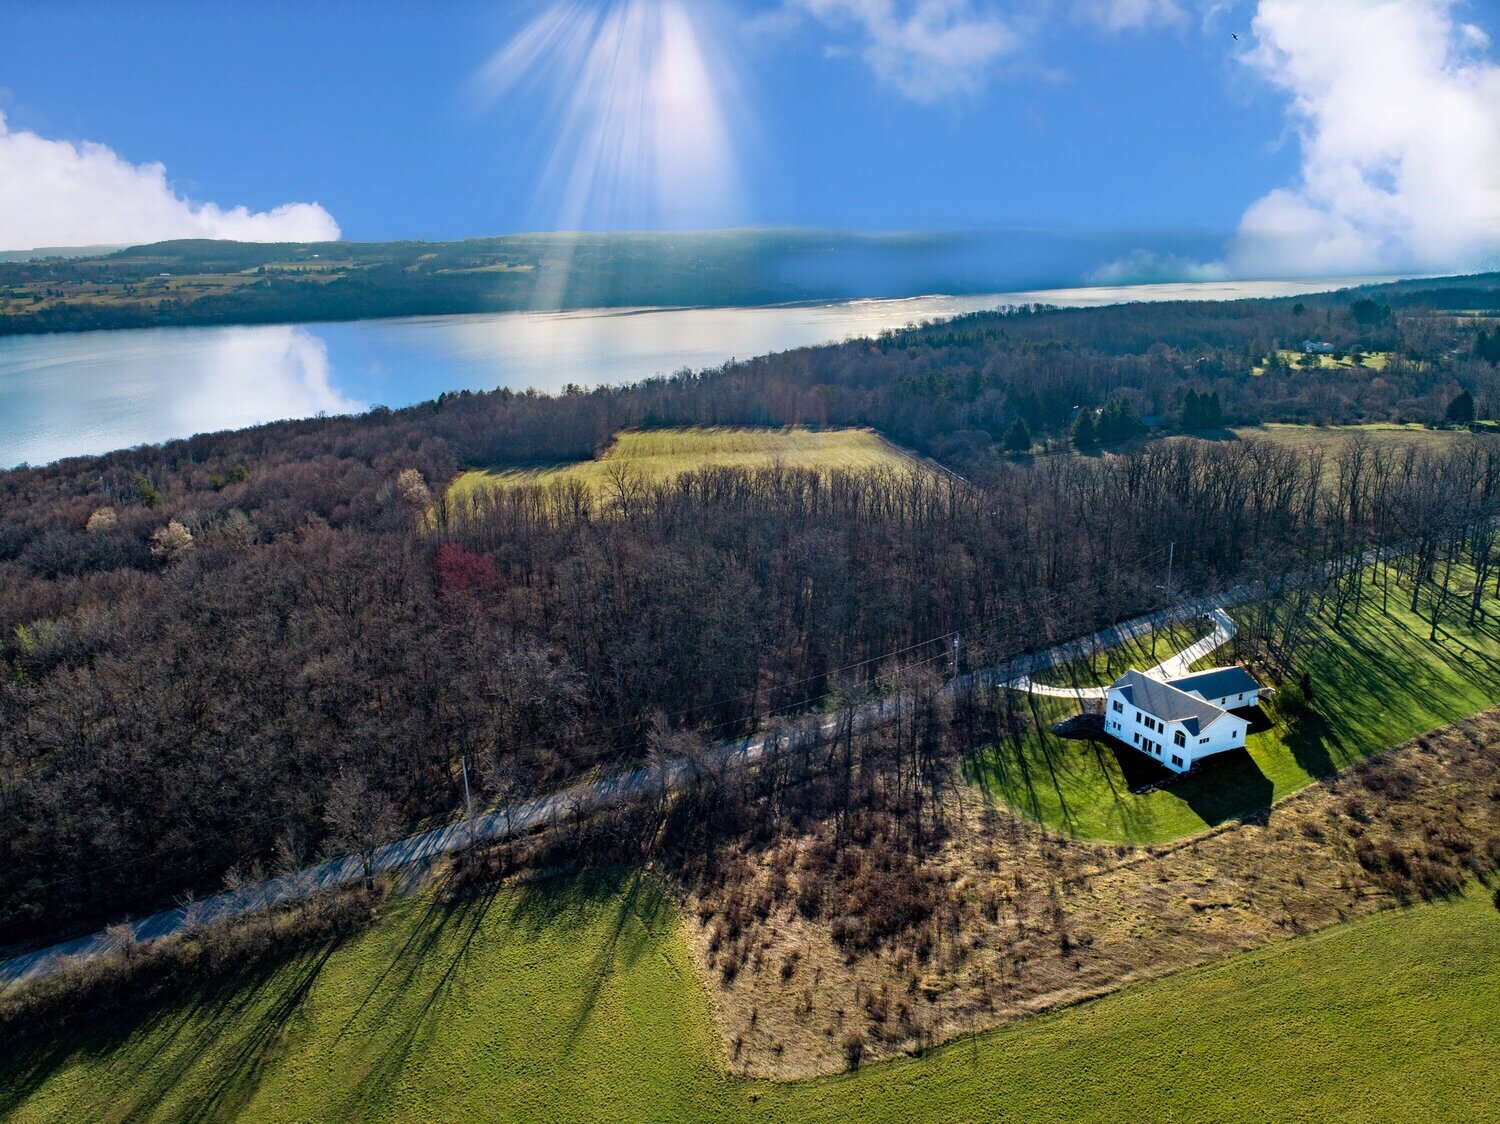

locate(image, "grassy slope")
[[447, 427, 926, 506], [5, 875, 1497, 1123], [968, 571, 1500, 842], [1, 871, 727, 1124], [1231, 422, 1470, 453], [765, 881, 1500, 1124]]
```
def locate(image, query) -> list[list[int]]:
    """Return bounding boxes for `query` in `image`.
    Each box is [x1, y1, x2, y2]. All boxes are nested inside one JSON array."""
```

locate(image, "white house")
[[1102, 666, 1265, 773]]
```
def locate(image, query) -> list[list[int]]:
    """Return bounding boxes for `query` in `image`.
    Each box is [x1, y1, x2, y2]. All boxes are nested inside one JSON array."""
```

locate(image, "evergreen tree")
[[1071, 408, 1098, 448], [1181, 389, 1202, 430], [1097, 398, 1142, 444], [1445, 389, 1476, 426], [1476, 329, 1500, 366], [1003, 417, 1033, 453]]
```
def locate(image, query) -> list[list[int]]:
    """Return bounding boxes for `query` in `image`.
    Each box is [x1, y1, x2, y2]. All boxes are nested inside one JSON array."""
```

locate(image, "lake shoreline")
[[0, 278, 1386, 469]]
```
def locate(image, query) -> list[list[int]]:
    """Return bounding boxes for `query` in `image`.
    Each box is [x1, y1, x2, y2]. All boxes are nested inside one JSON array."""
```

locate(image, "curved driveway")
[[1007, 607, 1237, 699]]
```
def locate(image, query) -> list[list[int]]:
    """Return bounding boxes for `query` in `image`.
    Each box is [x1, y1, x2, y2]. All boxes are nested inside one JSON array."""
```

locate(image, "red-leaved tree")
[[434, 542, 499, 595]]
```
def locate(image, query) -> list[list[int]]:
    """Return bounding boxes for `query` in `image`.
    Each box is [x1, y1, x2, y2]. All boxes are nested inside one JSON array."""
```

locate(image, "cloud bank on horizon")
[[0, 111, 339, 252], [1, 0, 1496, 286], [1094, 0, 1500, 281], [791, 0, 1500, 283], [1226, 0, 1500, 279]]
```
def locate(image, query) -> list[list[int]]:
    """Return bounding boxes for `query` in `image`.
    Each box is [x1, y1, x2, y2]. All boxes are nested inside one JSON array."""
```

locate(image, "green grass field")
[[4, 872, 1496, 1123], [968, 570, 1500, 842], [1252, 350, 1392, 375], [447, 427, 928, 506]]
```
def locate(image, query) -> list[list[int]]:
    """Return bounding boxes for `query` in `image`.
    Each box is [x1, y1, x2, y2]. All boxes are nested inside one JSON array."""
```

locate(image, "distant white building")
[[1302, 339, 1335, 354], [1103, 666, 1266, 773]]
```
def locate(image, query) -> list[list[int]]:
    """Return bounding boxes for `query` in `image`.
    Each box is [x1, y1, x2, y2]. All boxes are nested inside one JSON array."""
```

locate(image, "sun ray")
[[474, 0, 747, 279]]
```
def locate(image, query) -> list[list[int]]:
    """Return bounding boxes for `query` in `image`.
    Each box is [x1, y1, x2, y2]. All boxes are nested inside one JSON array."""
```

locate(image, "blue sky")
[[2, 1, 1498, 281]]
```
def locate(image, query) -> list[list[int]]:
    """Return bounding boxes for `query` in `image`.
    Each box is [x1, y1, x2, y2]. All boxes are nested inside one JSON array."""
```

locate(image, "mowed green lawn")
[[448, 426, 929, 506], [968, 570, 1500, 842], [4, 873, 1496, 1123], [0, 871, 728, 1124]]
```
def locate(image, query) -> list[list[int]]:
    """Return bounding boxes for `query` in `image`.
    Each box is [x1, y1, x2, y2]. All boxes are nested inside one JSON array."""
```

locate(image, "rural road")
[[0, 593, 1245, 987], [0, 541, 1403, 986]]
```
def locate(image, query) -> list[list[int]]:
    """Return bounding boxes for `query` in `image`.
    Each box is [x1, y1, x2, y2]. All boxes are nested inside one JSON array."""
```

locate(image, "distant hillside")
[[0, 230, 934, 335], [0, 226, 1227, 335], [0, 244, 127, 263]]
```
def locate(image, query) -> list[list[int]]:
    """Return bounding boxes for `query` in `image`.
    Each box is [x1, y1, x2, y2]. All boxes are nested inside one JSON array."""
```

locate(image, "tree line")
[[1, 285, 1499, 945]]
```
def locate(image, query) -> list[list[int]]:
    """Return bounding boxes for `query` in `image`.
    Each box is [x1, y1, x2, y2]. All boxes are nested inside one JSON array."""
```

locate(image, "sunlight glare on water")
[[0, 278, 1378, 468]]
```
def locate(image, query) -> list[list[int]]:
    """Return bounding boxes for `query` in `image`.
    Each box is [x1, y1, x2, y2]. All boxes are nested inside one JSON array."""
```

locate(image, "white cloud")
[[793, 0, 1019, 102], [1073, 0, 1186, 33], [0, 110, 340, 252], [1085, 249, 1228, 285], [1229, 0, 1500, 277], [1089, 0, 1500, 283], [175, 327, 362, 434]]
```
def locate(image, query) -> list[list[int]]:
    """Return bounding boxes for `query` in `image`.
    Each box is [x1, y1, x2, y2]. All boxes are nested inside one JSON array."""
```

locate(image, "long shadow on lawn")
[[0, 936, 349, 1124], [331, 865, 663, 1118], [503, 866, 669, 1054], [1301, 607, 1500, 778], [334, 889, 505, 1120]]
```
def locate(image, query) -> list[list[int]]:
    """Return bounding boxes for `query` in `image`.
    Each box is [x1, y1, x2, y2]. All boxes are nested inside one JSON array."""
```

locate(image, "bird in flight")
[[1232, 33, 1240, 40]]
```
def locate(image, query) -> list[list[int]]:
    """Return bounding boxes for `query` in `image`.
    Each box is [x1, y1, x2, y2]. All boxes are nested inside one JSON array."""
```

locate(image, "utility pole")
[[460, 755, 476, 844], [952, 633, 961, 677], [1156, 542, 1176, 661]]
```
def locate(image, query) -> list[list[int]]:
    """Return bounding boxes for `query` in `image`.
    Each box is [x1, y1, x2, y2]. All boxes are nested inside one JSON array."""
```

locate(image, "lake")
[[0, 278, 1365, 467]]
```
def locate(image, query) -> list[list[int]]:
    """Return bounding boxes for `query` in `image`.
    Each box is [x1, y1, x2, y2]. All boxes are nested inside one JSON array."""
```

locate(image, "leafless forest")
[[2, 282, 1498, 947]]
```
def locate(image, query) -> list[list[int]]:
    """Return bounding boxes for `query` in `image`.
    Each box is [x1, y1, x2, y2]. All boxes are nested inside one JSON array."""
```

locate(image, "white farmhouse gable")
[[1102, 666, 1264, 773]]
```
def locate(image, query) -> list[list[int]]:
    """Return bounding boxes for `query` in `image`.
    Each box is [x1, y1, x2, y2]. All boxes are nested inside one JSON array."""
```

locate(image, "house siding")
[[1104, 686, 1250, 773]]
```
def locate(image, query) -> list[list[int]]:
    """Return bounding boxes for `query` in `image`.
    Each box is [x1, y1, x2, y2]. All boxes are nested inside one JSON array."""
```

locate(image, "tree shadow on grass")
[[0, 935, 349, 1124], [501, 866, 668, 1055], [334, 888, 504, 1120], [330, 865, 662, 1118], [1279, 704, 1342, 780], [965, 727, 1078, 838]]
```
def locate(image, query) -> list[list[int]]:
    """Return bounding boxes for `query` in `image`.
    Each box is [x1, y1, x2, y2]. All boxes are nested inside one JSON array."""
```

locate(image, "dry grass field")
[[1229, 422, 1480, 453], [691, 707, 1500, 1079], [447, 426, 934, 508]]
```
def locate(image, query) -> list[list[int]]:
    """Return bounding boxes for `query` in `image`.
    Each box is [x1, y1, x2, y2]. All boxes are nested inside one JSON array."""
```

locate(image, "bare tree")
[[324, 770, 401, 890]]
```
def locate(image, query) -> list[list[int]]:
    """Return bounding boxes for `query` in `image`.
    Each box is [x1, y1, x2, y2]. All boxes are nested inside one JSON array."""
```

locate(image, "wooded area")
[[2, 280, 1499, 946]]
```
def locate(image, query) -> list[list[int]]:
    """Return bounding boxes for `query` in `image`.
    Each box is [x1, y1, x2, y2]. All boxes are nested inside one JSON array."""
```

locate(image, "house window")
[[1171, 754, 1183, 767], [1135, 710, 1142, 724], [1155, 744, 1162, 756], [1199, 737, 1210, 744], [1133, 732, 1140, 744], [1112, 700, 1123, 713], [1173, 730, 1186, 747]]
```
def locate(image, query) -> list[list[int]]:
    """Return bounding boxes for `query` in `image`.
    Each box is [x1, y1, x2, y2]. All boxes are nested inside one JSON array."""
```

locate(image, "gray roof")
[[1108, 669, 1228, 736], [1165, 666, 1262, 702]]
